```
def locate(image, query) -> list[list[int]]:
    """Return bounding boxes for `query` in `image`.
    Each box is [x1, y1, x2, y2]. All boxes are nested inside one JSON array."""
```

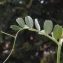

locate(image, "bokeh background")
[[0, 0, 63, 63]]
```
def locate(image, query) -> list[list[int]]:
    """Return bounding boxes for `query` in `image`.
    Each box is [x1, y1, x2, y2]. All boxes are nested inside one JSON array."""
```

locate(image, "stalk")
[[57, 45, 61, 63]]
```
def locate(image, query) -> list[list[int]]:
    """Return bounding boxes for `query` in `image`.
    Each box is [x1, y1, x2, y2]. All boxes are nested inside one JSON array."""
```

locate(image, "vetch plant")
[[1, 16, 63, 63]]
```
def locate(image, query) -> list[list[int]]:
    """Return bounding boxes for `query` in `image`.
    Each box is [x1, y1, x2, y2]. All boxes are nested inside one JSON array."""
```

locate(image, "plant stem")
[[29, 28, 59, 45], [3, 29, 23, 63], [3, 37, 16, 63], [1, 31, 15, 38], [57, 45, 61, 63]]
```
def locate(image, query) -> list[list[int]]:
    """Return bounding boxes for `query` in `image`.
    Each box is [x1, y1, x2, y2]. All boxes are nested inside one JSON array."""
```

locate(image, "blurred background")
[[0, 0, 63, 63]]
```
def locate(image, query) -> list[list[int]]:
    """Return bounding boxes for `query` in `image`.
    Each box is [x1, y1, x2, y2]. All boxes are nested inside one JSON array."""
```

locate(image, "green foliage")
[[16, 18, 25, 27], [35, 19, 40, 31], [44, 20, 53, 34], [53, 25, 62, 39], [25, 16, 33, 28], [1, 15, 63, 63], [10, 25, 21, 31], [0, 0, 63, 63], [10, 16, 34, 30], [10, 16, 63, 63]]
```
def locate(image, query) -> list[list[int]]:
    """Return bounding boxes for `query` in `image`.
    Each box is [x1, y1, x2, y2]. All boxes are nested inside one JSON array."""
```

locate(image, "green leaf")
[[44, 20, 53, 34], [16, 18, 25, 27], [10, 25, 21, 31], [35, 19, 40, 31], [53, 25, 62, 39], [25, 16, 33, 28]]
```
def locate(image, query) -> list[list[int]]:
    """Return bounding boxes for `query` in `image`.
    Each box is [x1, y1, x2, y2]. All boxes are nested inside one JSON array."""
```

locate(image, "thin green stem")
[[29, 28, 62, 63], [3, 29, 23, 63], [57, 45, 61, 63], [28, 28, 59, 45], [3, 37, 16, 63], [1, 31, 15, 38], [44, 34, 59, 45]]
